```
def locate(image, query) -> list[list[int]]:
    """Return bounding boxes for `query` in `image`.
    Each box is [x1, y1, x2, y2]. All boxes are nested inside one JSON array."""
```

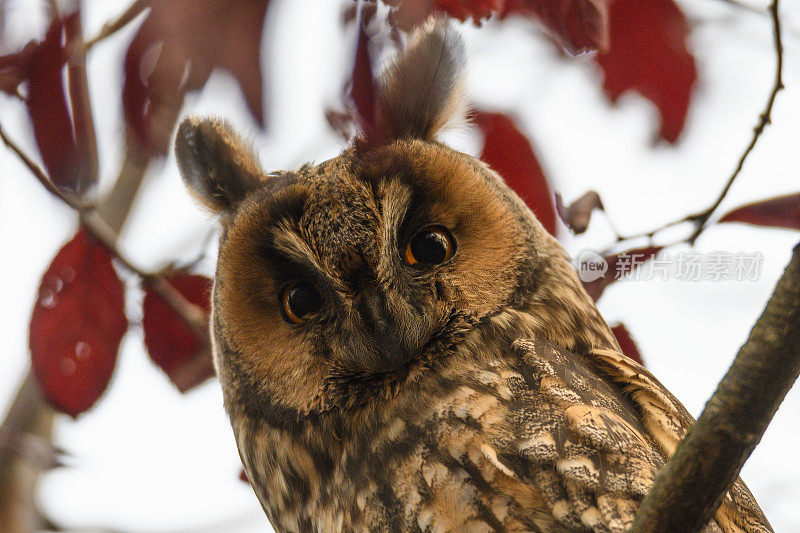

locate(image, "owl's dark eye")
[[280, 281, 323, 323], [405, 226, 455, 266]]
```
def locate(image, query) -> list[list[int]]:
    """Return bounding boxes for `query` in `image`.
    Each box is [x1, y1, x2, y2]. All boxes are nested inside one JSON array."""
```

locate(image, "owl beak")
[[358, 285, 411, 369]]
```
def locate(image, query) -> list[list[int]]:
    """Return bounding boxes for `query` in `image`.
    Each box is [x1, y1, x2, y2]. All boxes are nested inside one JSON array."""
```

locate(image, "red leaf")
[[29, 228, 128, 417], [239, 469, 249, 483], [718, 193, 800, 231], [387, 0, 608, 54], [611, 323, 644, 365], [432, 0, 505, 24], [387, 0, 503, 30], [595, 0, 697, 143], [350, 17, 380, 141], [142, 272, 214, 392], [581, 245, 663, 301], [123, 0, 269, 154], [25, 14, 88, 193], [556, 190, 604, 234], [503, 0, 610, 54], [473, 111, 557, 235], [0, 41, 36, 97]]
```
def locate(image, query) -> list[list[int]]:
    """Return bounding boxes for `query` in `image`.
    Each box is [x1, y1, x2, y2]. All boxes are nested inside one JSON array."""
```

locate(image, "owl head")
[[175, 26, 604, 424]]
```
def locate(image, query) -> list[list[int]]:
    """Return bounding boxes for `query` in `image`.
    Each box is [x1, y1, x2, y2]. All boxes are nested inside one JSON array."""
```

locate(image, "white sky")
[[1, 0, 800, 531]]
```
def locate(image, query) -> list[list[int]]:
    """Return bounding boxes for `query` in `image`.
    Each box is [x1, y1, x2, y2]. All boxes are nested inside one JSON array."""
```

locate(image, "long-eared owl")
[[175, 24, 771, 533]]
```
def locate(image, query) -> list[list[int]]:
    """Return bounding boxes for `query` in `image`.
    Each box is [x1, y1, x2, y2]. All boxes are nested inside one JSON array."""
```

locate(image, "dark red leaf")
[[123, 0, 269, 154], [387, 0, 608, 54], [611, 323, 644, 365], [718, 193, 800, 231], [29, 228, 128, 417], [581, 245, 663, 301], [350, 18, 379, 141], [556, 190, 604, 234], [433, 0, 505, 24], [595, 0, 697, 143], [142, 272, 214, 392], [386, 0, 502, 30], [0, 41, 36, 97], [25, 14, 89, 193], [240, 469, 249, 483], [473, 111, 557, 235], [503, 0, 609, 54]]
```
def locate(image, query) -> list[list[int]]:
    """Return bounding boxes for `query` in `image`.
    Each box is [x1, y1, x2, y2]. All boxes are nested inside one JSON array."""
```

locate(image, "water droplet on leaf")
[[60, 358, 76, 376], [43, 276, 64, 293], [75, 341, 91, 359], [39, 287, 57, 309], [61, 266, 76, 284]]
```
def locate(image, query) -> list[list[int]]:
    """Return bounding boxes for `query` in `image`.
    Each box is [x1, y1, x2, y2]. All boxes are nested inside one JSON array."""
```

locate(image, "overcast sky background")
[[1, 0, 800, 531]]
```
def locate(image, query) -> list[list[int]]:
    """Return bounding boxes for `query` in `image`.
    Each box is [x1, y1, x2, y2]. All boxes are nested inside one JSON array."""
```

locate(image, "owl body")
[[228, 316, 663, 532], [177, 27, 771, 532]]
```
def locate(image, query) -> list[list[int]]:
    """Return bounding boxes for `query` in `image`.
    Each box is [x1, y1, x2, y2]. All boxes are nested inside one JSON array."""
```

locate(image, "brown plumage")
[[175, 25, 771, 532]]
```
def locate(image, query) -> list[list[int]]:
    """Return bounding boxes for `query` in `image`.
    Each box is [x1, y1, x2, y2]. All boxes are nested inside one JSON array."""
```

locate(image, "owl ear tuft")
[[378, 23, 467, 141], [175, 117, 263, 216]]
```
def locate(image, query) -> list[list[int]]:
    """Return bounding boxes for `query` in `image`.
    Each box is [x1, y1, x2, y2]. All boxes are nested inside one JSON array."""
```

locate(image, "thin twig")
[[179, 227, 218, 270], [79, 212, 210, 340], [0, 121, 209, 343], [686, 0, 784, 244], [0, 123, 75, 204], [715, 0, 764, 16], [602, 0, 784, 253], [83, 0, 150, 51]]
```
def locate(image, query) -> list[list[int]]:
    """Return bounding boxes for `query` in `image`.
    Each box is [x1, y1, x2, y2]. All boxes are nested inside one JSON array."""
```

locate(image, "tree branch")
[[0, 375, 54, 533], [631, 239, 800, 531], [0, 123, 208, 337]]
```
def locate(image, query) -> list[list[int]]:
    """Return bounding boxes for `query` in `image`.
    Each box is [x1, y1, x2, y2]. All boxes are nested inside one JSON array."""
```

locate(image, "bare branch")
[[80, 212, 210, 339], [627, 10, 791, 526], [0, 375, 54, 532], [631, 237, 800, 530], [95, 132, 150, 232]]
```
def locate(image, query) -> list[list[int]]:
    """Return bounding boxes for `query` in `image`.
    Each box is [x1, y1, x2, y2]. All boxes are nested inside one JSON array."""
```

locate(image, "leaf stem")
[[64, 8, 100, 196]]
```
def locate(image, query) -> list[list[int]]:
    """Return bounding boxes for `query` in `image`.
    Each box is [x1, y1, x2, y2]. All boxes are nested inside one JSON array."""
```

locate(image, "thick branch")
[[631, 241, 800, 531], [0, 375, 54, 533]]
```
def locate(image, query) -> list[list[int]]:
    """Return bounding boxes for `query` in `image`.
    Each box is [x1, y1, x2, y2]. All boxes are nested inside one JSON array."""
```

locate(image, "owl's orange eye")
[[280, 281, 322, 323], [405, 226, 455, 266]]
